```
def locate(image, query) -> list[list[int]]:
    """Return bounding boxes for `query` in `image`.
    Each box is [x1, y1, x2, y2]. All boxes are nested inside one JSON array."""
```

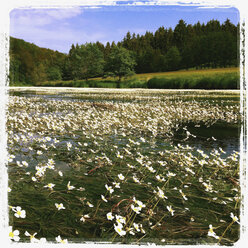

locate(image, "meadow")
[[7, 88, 240, 245], [30, 67, 239, 89]]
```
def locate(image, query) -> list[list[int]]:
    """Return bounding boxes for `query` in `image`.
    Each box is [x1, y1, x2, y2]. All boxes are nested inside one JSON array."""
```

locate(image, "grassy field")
[[13, 67, 239, 89], [117, 67, 239, 82]]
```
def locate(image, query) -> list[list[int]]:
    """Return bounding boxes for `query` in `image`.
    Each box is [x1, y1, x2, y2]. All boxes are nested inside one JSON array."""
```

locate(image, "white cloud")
[[10, 7, 90, 53], [10, 17, 106, 53], [33, 8, 83, 20], [10, 7, 83, 27]]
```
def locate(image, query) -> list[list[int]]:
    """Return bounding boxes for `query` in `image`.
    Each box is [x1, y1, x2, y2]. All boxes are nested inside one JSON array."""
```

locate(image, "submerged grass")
[[7, 90, 240, 245]]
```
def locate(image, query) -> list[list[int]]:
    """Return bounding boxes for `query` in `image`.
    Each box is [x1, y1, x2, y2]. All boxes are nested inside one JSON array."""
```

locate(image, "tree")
[[47, 66, 62, 81], [165, 46, 181, 71], [106, 46, 136, 84], [173, 19, 187, 51], [68, 43, 104, 80], [78, 43, 105, 80]]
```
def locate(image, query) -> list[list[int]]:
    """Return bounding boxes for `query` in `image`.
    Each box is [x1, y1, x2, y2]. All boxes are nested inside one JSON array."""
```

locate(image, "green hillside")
[[9, 37, 66, 85]]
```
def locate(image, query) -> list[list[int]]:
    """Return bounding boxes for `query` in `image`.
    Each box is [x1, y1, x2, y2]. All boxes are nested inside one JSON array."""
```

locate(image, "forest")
[[9, 19, 238, 85]]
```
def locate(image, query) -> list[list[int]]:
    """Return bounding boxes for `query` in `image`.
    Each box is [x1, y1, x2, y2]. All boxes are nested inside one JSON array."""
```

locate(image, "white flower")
[[113, 182, 120, 188], [199, 160, 206, 166], [118, 173, 125, 180], [67, 181, 75, 190], [157, 187, 167, 199], [133, 197, 146, 208], [114, 223, 126, 236], [8, 187, 12, 193], [230, 212, 240, 224], [55, 203, 65, 210], [46, 164, 55, 170], [41, 144, 47, 150], [13, 206, 26, 218], [55, 235, 68, 243], [80, 214, 90, 222], [208, 225, 219, 239], [105, 184, 114, 194], [8, 157, 13, 163], [167, 206, 174, 216], [101, 195, 108, 202], [147, 166, 156, 173], [58, 171, 63, 177], [133, 176, 140, 184], [116, 152, 123, 159], [133, 223, 140, 232], [22, 161, 28, 167], [25, 231, 38, 243], [16, 161, 23, 167], [67, 142, 72, 150], [115, 215, 126, 224], [127, 164, 134, 169], [140, 223, 145, 233], [86, 201, 94, 207], [37, 150, 43, 155], [131, 204, 141, 214], [48, 159, 55, 165], [44, 183, 55, 190], [35, 166, 46, 177], [202, 182, 213, 192], [156, 175, 165, 182], [32, 177, 37, 182], [179, 189, 188, 200], [167, 171, 176, 177], [127, 227, 135, 235], [107, 212, 114, 221], [9, 226, 20, 241]]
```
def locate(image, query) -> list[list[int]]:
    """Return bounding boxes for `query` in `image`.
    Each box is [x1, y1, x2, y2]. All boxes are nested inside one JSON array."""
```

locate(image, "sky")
[[9, 3, 240, 54]]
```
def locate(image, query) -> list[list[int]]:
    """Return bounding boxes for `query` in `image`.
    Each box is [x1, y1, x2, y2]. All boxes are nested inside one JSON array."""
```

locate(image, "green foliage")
[[68, 43, 105, 81], [105, 46, 136, 82], [9, 37, 66, 85], [165, 46, 181, 71], [47, 67, 62, 81]]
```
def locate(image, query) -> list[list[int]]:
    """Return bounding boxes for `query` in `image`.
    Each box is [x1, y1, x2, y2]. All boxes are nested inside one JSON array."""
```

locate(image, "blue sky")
[[10, 4, 240, 54]]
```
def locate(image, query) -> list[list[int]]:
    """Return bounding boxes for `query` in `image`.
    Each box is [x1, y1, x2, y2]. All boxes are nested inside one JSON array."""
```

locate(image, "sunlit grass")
[[15, 67, 240, 89]]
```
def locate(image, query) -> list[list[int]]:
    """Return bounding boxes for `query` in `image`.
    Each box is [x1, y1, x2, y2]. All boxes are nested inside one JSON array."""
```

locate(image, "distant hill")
[[9, 37, 66, 85]]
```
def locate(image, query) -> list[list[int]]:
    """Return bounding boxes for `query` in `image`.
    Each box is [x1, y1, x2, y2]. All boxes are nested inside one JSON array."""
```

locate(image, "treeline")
[[9, 19, 238, 85]]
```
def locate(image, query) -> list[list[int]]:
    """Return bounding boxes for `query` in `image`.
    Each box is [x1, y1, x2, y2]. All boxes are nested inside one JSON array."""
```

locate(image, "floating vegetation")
[[7, 89, 240, 245]]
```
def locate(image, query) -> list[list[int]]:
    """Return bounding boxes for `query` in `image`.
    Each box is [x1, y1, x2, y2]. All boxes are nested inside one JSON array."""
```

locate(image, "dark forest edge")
[[9, 19, 239, 89]]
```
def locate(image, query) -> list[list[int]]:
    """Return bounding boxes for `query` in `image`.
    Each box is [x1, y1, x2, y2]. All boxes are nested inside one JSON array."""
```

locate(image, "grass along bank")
[[11, 67, 239, 89]]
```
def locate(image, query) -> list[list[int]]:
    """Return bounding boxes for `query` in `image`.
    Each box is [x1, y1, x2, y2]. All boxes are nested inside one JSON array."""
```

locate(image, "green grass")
[[147, 73, 239, 89], [10, 67, 240, 89]]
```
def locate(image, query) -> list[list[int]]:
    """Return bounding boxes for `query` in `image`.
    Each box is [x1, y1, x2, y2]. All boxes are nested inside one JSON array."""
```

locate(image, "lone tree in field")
[[106, 46, 136, 84]]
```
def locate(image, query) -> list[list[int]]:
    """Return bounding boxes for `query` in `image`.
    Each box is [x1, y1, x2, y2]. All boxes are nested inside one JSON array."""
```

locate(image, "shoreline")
[[8, 86, 240, 94]]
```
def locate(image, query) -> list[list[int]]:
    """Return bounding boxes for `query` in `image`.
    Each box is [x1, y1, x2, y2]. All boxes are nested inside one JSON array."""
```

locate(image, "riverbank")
[[10, 67, 239, 90]]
